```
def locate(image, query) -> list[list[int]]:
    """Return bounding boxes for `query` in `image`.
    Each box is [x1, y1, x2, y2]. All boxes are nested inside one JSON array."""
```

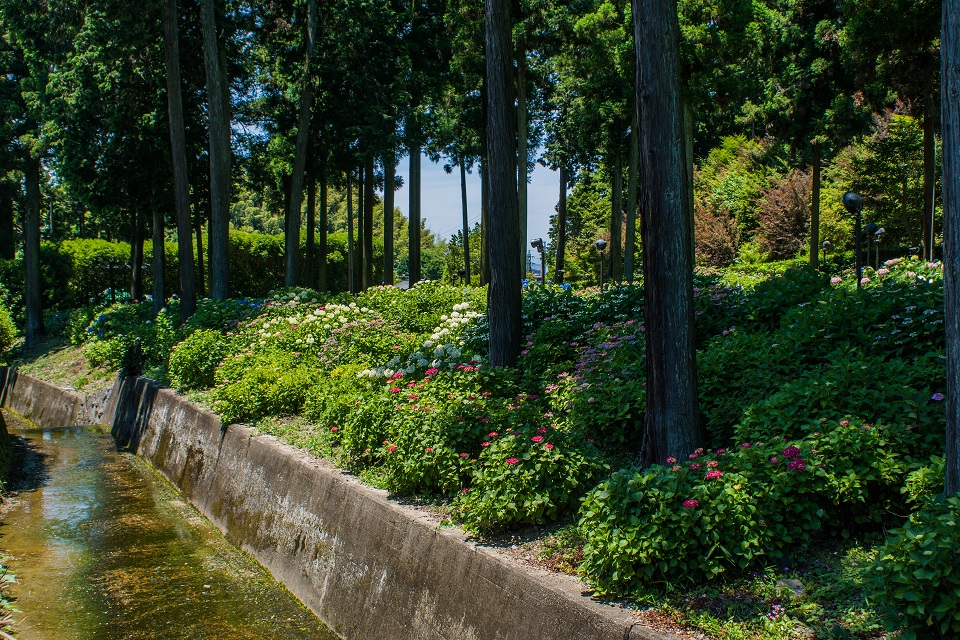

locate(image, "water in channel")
[[1, 418, 338, 640]]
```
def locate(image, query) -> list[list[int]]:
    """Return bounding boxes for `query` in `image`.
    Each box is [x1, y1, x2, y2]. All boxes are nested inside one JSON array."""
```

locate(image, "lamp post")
[[594, 239, 608, 289], [530, 238, 545, 285], [820, 241, 831, 272], [874, 227, 885, 268], [843, 192, 865, 289]]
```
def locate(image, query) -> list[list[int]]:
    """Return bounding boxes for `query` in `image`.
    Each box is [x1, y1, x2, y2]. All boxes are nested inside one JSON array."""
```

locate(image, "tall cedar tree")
[[944, 0, 960, 496], [200, 0, 230, 299], [163, 0, 196, 322], [633, 0, 701, 463], [24, 153, 43, 348], [485, 0, 522, 367]]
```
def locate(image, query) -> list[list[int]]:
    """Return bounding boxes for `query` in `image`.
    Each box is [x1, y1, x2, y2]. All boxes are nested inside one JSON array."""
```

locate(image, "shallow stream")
[[1, 418, 338, 640]]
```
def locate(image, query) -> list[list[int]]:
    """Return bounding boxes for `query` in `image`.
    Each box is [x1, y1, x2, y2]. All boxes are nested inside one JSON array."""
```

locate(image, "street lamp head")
[[875, 227, 885, 238], [864, 222, 879, 237], [822, 241, 832, 250], [842, 192, 864, 214], [594, 239, 608, 253], [531, 238, 544, 251]]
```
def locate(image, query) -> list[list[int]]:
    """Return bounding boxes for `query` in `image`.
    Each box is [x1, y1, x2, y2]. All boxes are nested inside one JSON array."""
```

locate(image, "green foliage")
[[168, 329, 233, 391], [212, 352, 316, 425], [870, 496, 960, 639], [0, 300, 17, 356]]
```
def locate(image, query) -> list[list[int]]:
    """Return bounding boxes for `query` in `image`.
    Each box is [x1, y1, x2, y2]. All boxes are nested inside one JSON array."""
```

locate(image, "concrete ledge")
[[1, 369, 675, 640]]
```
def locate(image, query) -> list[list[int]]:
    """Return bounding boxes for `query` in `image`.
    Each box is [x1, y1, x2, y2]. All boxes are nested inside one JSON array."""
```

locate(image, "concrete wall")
[[1, 369, 675, 640]]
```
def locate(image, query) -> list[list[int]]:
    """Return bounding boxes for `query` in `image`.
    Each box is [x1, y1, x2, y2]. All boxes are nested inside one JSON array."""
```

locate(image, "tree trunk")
[[200, 0, 230, 299], [810, 144, 821, 268], [163, 0, 196, 322], [363, 157, 374, 290], [610, 140, 624, 282], [516, 39, 528, 271], [683, 103, 696, 264], [318, 159, 328, 291], [942, 0, 959, 496], [554, 164, 568, 284], [347, 171, 355, 293], [152, 202, 165, 316], [195, 222, 205, 297], [481, 159, 491, 284], [408, 146, 422, 285], [0, 183, 14, 260], [460, 161, 471, 283], [625, 124, 639, 282], [383, 154, 395, 285], [24, 154, 44, 350], [357, 163, 364, 287], [306, 164, 316, 288], [923, 106, 937, 260], [485, 0, 522, 368], [130, 209, 145, 300], [634, 0, 701, 465], [284, 0, 318, 287]]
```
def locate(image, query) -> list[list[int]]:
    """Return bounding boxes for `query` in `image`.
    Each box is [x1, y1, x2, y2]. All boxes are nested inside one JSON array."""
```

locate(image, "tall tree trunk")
[[285, 0, 318, 287], [383, 153, 395, 285], [923, 104, 937, 260], [306, 164, 316, 288], [200, 0, 231, 299], [942, 0, 959, 497], [130, 209, 145, 300], [634, 0, 701, 464], [163, 0, 196, 321], [408, 146, 422, 285], [152, 202, 165, 316], [610, 139, 624, 282], [363, 157, 374, 290], [347, 171, 355, 293], [554, 164, 568, 284], [810, 144, 821, 268], [625, 125, 639, 282], [24, 154, 44, 350], [516, 39, 528, 271], [0, 182, 14, 260], [195, 222, 205, 297], [318, 158, 328, 291], [460, 161, 471, 283], [357, 163, 364, 287], [481, 159, 491, 285], [485, 0, 521, 367]]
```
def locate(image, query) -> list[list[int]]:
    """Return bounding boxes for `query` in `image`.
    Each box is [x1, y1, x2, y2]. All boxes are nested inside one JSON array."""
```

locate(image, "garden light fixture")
[[594, 239, 608, 289], [530, 238, 545, 284], [842, 192, 865, 289]]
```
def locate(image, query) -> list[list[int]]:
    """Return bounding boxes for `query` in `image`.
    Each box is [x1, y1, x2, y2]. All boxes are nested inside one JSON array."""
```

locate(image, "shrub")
[[870, 495, 960, 639], [0, 302, 17, 355], [169, 329, 233, 390], [212, 352, 315, 424]]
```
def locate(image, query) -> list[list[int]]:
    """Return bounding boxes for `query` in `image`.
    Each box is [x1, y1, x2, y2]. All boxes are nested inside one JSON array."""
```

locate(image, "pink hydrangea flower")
[[330, 426, 339, 432], [489, 431, 498, 437], [387, 445, 397, 453], [671, 465, 682, 472], [839, 420, 850, 427], [544, 443, 555, 450], [783, 445, 802, 459], [830, 276, 842, 285], [689, 463, 702, 471], [460, 452, 469, 458], [531, 435, 544, 443], [666, 456, 678, 464], [390, 387, 401, 393], [705, 470, 724, 480], [769, 456, 779, 464], [707, 460, 719, 468], [683, 499, 699, 509], [481, 441, 491, 447], [860, 277, 870, 285], [740, 443, 752, 449], [425, 368, 439, 375], [716, 448, 727, 455], [461, 487, 469, 493], [688, 452, 701, 460], [877, 268, 890, 276], [538, 427, 548, 433], [425, 447, 433, 452], [787, 458, 806, 472], [506, 458, 519, 465], [932, 392, 945, 401]]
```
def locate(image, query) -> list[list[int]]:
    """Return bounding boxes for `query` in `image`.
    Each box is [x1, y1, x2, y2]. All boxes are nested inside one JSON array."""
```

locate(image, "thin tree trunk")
[[357, 163, 364, 287], [610, 140, 624, 282], [481, 159, 490, 284], [383, 153, 395, 285], [683, 103, 696, 264], [306, 164, 316, 288], [923, 107, 937, 260], [942, 0, 959, 496], [485, 0, 522, 367], [810, 144, 821, 268], [0, 183, 14, 260], [554, 164, 568, 284], [163, 0, 196, 321], [625, 125, 639, 282], [152, 202, 165, 316], [130, 209, 145, 300], [285, 0, 318, 287], [318, 162, 328, 291], [408, 147, 422, 285], [516, 39, 528, 271], [24, 154, 44, 350], [902, 178, 916, 246], [195, 222, 205, 297], [347, 171, 355, 293], [363, 157, 374, 290], [634, 0, 701, 464], [200, 0, 230, 299], [460, 161, 471, 283]]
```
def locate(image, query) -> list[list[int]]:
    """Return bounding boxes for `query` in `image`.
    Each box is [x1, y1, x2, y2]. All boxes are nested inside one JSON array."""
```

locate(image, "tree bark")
[[634, 0, 701, 464], [306, 164, 316, 288], [0, 183, 14, 260], [516, 39, 528, 271], [195, 222, 205, 297], [130, 209, 145, 300], [347, 171, 355, 293], [200, 0, 231, 299], [460, 161, 471, 283], [24, 154, 44, 350], [357, 163, 364, 287], [318, 162, 328, 291], [383, 154, 395, 285], [923, 105, 937, 260], [485, 0, 522, 368], [625, 124, 639, 282], [163, 0, 196, 321], [363, 157, 374, 290], [554, 164, 568, 284], [152, 202, 165, 316], [942, 0, 960, 496], [481, 159, 491, 284], [408, 146, 422, 285], [809, 144, 821, 268], [610, 139, 624, 282]]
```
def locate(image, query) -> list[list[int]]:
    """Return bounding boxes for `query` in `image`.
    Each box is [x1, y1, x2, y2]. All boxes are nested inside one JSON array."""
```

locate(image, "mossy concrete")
[[0, 369, 677, 640]]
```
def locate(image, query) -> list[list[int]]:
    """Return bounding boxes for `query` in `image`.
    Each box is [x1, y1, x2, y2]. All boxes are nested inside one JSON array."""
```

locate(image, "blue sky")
[[389, 153, 561, 247]]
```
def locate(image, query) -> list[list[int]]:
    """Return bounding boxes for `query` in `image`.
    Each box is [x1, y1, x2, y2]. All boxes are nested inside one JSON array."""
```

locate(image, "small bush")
[[169, 329, 232, 390], [212, 352, 315, 424], [0, 302, 17, 355]]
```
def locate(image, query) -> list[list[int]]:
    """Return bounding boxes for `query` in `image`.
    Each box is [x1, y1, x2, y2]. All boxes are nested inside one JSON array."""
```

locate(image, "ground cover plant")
[[57, 258, 953, 639]]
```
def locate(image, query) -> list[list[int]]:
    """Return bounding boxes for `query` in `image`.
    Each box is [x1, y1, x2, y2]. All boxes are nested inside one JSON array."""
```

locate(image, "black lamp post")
[[864, 222, 878, 276], [843, 192, 865, 288], [594, 239, 608, 289], [820, 241, 831, 271], [874, 227, 885, 268], [530, 238, 545, 285]]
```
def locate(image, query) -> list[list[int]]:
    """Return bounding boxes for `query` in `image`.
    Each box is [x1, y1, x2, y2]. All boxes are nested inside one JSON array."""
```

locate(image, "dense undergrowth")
[[29, 257, 958, 639]]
